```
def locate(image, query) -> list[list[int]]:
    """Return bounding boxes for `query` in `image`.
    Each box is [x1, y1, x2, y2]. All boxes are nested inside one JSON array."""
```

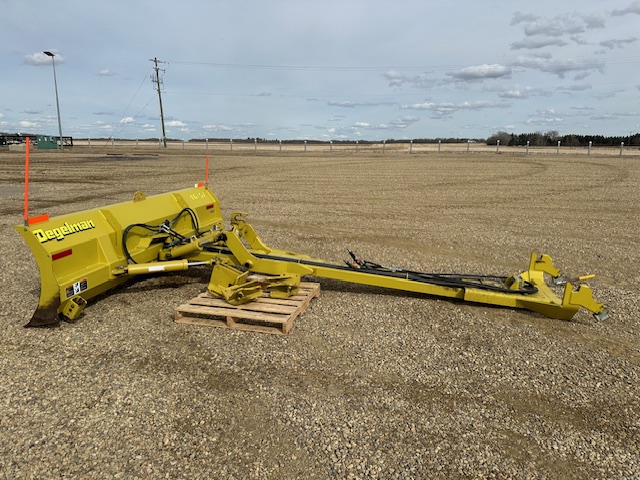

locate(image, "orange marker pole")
[[23, 137, 30, 228], [205, 154, 209, 185]]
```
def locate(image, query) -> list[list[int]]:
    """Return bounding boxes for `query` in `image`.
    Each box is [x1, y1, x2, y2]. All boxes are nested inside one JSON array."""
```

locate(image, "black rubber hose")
[[122, 223, 160, 264]]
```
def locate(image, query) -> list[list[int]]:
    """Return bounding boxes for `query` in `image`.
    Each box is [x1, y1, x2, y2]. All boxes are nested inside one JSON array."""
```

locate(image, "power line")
[[110, 67, 153, 141], [164, 78, 639, 101], [165, 55, 640, 72], [164, 90, 422, 98], [166, 60, 438, 71]]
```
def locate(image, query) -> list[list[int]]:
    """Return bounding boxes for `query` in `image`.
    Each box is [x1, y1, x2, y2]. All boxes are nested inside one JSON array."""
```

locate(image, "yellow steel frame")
[[16, 185, 608, 326], [215, 216, 607, 321]]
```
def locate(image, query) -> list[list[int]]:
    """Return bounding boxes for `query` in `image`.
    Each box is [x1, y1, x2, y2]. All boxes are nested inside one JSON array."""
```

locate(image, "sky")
[[1, 0, 639, 141]]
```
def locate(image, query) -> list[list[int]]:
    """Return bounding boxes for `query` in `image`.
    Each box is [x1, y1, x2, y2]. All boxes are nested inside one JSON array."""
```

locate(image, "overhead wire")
[[161, 56, 640, 100], [166, 55, 640, 72], [108, 66, 154, 142]]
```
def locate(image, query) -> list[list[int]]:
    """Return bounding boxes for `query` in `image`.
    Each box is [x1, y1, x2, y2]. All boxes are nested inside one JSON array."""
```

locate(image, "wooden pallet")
[[174, 282, 320, 335]]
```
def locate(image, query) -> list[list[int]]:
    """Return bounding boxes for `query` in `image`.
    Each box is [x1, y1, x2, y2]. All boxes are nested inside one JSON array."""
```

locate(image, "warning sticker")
[[65, 278, 88, 299]]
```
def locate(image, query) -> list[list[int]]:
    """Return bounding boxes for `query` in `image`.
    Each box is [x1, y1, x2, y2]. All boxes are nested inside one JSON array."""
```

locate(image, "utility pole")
[[150, 57, 167, 148]]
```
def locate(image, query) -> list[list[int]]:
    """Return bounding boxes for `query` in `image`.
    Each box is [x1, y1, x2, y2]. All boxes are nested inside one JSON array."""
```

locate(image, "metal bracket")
[[208, 263, 263, 305], [248, 273, 301, 299]]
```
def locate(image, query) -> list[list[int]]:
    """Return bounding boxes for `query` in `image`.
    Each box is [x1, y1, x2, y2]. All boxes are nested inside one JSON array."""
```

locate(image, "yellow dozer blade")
[[16, 185, 223, 326]]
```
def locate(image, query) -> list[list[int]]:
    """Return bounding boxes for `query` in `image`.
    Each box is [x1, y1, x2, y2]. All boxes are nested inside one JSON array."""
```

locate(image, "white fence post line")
[[206, 138, 209, 151], [279, 140, 282, 152], [383, 140, 386, 154], [496, 140, 500, 153], [88, 138, 91, 149], [620, 142, 624, 156], [182, 139, 185, 150], [230, 139, 233, 151], [304, 140, 307, 152], [438, 140, 441, 153], [136, 138, 139, 148], [588, 141, 592, 155], [467, 140, 470, 153], [526, 141, 529, 155], [254, 138, 257, 153], [330, 140, 332, 153], [557, 140, 560, 154], [410, 140, 413, 153], [355, 140, 358, 153]]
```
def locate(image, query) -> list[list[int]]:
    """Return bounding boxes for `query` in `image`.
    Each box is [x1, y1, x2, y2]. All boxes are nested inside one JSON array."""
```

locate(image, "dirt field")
[[1, 147, 638, 478]]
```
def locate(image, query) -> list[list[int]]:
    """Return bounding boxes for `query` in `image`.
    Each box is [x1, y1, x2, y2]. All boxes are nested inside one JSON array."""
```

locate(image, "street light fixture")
[[43, 51, 63, 150]]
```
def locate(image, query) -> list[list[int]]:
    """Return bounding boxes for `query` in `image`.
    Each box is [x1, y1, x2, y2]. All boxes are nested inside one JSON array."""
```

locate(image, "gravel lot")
[[1, 147, 638, 479]]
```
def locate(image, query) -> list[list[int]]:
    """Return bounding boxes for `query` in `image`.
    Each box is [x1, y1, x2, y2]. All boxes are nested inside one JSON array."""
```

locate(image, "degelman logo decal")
[[32, 220, 96, 243]]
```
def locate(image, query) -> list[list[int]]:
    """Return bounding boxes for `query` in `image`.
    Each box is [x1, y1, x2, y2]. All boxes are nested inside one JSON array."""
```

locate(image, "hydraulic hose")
[[201, 245, 538, 295]]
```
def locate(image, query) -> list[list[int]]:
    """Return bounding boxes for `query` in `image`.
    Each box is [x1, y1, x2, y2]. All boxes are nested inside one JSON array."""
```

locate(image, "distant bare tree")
[[545, 130, 559, 143], [486, 131, 512, 146]]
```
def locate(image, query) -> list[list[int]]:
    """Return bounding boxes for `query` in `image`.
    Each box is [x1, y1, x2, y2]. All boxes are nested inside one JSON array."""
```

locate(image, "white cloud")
[[599, 37, 637, 49], [447, 64, 512, 81], [327, 100, 395, 108], [24, 51, 64, 66], [119, 117, 134, 124], [511, 56, 605, 79], [498, 86, 551, 99], [401, 101, 508, 118], [390, 116, 420, 128], [511, 12, 539, 25], [509, 12, 606, 52], [382, 70, 408, 87], [570, 106, 595, 111], [327, 101, 358, 108], [98, 69, 116, 76], [557, 84, 592, 93], [523, 13, 605, 37], [526, 108, 564, 126], [166, 120, 186, 127], [382, 71, 436, 89], [362, 116, 421, 131], [511, 37, 568, 50], [18, 120, 37, 128], [203, 124, 232, 132], [611, 1, 640, 16]]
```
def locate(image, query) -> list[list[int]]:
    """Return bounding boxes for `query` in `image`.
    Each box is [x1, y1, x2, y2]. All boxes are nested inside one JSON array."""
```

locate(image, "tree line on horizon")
[[3, 131, 638, 147], [192, 132, 639, 147], [485, 130, 639, 147]]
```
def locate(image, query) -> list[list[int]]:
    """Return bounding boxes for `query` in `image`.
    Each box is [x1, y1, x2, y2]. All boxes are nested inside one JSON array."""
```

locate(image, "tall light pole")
[[43, 51, 63, 150]]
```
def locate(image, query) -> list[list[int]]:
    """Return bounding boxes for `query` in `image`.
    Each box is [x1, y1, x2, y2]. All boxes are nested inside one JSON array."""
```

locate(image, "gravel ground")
[[1, 148, 638, 479]]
